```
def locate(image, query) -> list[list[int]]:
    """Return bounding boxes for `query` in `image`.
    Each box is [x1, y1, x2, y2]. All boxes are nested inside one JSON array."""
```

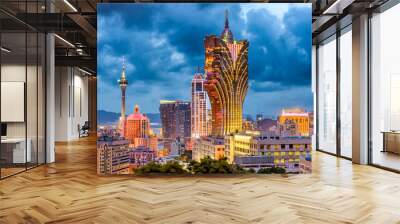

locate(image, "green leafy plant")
[[160, 161, 187, 174], [135, 158, 286, 175], [135, 161, 187, 175], [270, 167, 286, 174], [257, 167, 286, 174], [187, 156, 248, 174], [247, 168, 256, 173]]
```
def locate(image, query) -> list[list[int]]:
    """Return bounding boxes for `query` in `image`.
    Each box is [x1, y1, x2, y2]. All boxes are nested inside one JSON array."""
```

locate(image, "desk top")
[[381, 131, 400, 134]]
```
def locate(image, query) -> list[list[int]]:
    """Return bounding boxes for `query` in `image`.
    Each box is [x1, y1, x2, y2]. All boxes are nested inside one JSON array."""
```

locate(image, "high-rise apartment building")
[[191, 72, 207, 138], [159, 100, 191, 139], [204, 10, 249, 136]]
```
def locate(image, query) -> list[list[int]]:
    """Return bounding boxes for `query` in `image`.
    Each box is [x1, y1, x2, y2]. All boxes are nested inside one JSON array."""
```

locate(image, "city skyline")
[[97, 4, 313, 175], [97, 3, 312, 117]]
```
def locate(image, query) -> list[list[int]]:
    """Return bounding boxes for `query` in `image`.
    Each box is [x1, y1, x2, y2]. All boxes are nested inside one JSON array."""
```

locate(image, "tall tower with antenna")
[[118, 57, 128, 136]]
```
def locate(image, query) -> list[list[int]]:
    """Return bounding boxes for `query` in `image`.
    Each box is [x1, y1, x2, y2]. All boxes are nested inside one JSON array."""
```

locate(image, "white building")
[[191, 73, 207, 138]]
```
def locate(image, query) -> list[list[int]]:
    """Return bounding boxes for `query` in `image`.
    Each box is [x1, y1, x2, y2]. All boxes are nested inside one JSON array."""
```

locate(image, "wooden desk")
[[1, 138, 31, 164], [382, 131, 400, 154]]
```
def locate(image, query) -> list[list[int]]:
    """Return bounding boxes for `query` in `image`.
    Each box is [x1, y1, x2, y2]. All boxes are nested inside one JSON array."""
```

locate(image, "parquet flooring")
[[1, 136, 400, 223]]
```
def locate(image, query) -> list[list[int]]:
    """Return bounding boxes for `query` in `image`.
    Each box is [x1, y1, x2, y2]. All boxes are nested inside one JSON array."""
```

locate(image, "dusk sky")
[[97, 3, 312, 118]]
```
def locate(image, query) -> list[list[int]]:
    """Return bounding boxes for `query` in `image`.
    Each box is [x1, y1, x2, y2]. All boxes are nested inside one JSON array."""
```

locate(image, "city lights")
[[97, 7, 312, 175]]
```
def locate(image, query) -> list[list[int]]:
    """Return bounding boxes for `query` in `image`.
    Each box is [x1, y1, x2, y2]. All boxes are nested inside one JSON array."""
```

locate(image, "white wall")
[[55, 67, 89, 141], [1, 65, 26, 138], [1, 63, 46, 164]]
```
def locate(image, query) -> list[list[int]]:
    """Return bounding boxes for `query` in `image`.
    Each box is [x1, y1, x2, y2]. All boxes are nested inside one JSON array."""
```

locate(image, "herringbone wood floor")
[[1, 136, 400, 224]]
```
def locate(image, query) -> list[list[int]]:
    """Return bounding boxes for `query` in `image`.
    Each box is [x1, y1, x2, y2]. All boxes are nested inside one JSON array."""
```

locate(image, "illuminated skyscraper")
[[118, 57, 128, 136], [191, 71, 207, 138], [125, 105, 150, 141], [125, 105, 157, 151], [204, 10, 249, 136], [159, 100, 191, 139]]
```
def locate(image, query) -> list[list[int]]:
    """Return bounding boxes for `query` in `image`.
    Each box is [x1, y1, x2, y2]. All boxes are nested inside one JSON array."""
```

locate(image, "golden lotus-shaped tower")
[[204, 10, 248, 136]]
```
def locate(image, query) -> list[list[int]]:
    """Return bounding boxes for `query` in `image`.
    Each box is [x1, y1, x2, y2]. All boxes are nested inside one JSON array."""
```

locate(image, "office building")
[[159, 100, 176, 139], [204, 10, 248, 136], [159, 100, 191, 139], [191, 72, 207, 138]]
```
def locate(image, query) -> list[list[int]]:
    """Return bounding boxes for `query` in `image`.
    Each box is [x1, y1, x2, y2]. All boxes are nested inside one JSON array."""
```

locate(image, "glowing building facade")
[[118, 58, 128, 137], [204, 10, 248, 136], [125, 105, 157, 151], [191, 73, 207, 138], [192, 136, 225, 162], [126, 105, 150, 139], [224, 131, 311, 171], [278, 108, 310, 137]]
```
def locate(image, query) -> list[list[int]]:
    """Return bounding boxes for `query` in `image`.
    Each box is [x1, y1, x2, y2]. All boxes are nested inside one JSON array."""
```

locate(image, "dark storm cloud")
[[245, 6, 311, 90], [97, 3, 312, 115]]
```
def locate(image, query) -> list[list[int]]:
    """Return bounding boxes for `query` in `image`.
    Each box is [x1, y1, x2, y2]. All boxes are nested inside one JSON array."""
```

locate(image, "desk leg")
[[382, 133, 386, 153]]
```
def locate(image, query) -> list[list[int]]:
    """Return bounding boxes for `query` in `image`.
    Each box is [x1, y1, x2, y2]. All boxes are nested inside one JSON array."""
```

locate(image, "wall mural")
[[97, 3, 313, 175]]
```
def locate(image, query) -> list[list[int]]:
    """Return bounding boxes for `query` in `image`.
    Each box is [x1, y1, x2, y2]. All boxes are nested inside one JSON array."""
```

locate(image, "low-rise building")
[[225, 131, 311, 171], [234, 156, 274, 168], [97, 137, 130, 175], [192, 136, 225, 161], [129, 146, 157, 170], [278, 108, 311, 137]]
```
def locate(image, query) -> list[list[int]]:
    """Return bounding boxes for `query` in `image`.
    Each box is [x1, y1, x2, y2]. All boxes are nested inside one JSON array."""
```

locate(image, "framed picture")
[[97, 3, 312, 175]]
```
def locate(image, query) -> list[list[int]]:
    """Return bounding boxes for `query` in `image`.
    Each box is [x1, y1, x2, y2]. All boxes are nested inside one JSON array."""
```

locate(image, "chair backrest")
[[82, 121, 90, 129]]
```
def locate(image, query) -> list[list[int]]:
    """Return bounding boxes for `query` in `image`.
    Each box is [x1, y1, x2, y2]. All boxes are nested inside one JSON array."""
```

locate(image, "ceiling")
[[0, 0, 392, 75]]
